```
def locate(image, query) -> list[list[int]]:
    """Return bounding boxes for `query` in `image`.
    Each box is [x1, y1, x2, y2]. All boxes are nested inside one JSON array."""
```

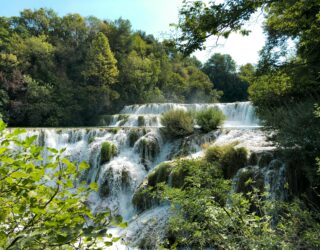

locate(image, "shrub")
[[100, 141, 117, 164], [205, 144, 248, 178], [161, 109, 194, 138], [205, 145, 226, 163], [196, 107, 226, 132], [221, 147, 248, 178]]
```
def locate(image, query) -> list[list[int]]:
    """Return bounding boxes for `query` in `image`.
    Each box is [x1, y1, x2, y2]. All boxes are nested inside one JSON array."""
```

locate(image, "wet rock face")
[[99, 168, 113, 197], [121, 169, 131, 190], [135, 132, 161, 170], [232, 156, 288, 201], [248, 152, 258, 166], [132, 181, 160, 212], [128, 129, 142, 147], [137, 116, 145, 127], [258, 152, 274, 168], [169, 130, 218, 158]]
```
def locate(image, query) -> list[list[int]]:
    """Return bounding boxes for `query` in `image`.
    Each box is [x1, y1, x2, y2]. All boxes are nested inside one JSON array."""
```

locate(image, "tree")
[[83, 32, 118, 87], [0, 120, 121, 249], [0, 9, 223, 126], [81, 32, 119, 122], [203, 53, 249, 102]]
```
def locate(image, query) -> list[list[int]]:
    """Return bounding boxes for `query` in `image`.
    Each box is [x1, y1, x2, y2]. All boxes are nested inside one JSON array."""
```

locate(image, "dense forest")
[[0, 9, 249, 127]]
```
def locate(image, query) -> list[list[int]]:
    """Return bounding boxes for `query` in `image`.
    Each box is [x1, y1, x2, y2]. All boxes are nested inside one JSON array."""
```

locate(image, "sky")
[[0, 0, 266, 65]]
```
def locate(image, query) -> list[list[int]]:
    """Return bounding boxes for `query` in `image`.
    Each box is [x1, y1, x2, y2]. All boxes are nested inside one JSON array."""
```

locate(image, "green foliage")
[[100, 141, 117, 165], [162, 183, 320, 249], [149, 156, 320, 249], [202, 53, 249, 102], [160, 109, 194, 138], [147, 162, 173, 187], [175, 0, 320, 192], [205, 145, 226, 163], [221, 147, 248, 179], [196, 107, 225, 132], [205, 144, 248, 178], [0, 120, 118, 249], [83, 32, 118, 86], [0, 9, 220, 127]]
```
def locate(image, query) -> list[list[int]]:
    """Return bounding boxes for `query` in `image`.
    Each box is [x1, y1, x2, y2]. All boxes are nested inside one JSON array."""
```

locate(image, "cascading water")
[[12, 102, 286, 249], [107, 101, 260, 128]]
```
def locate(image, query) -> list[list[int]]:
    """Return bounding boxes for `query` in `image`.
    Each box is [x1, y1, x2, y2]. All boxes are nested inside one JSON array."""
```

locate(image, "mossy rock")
[[100, 141, 117, 165], [248, 152, 258, 166], [97, 115, 112, 126], [98, 169, 113, 197], [108, 128, 119, 134], [221, 147, 248, 179], [138, 238, 155, 250], [170, 165, 189, 188], [258, 152, 273, 168], [88, 136, 95, 144], [205, 144, 248, 179], [132, 182, 159, 212], [147, 162, 173, 187], [139, 137, 160, 169], [118, 114, 129, 126], [138, 116, 145, 127], [121, 169, 131, 190], [128, 130, 140, 147]]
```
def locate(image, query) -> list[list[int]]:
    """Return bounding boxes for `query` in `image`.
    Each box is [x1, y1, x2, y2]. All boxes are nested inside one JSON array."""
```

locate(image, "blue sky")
[[0, 0, 265, 65]]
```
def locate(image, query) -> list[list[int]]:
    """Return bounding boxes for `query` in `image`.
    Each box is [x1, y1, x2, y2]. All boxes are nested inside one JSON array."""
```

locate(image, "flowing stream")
[[15, 102, 286, 249]]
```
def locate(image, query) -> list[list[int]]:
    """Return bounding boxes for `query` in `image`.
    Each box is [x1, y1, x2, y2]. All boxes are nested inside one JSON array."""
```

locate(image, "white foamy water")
[[7, 102, 287, 249], [108, 101, 260, 128]]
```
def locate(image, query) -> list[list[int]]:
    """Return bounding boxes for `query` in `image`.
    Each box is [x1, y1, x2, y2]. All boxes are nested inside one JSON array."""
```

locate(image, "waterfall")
[[107, 101, 260, 128], [10, 102, 286, 249]]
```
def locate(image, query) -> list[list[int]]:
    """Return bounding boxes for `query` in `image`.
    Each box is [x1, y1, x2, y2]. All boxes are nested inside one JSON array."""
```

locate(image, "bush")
[[221, 147, 248, 178], [196, 107, 226, 132], [100, 141, 117, 164], [205, 145, 226, 163], [205, 144, 248, 178], [161, 109, 194, 138]]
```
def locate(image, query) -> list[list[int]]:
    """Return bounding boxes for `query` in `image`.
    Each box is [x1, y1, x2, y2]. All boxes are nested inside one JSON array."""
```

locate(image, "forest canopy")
[[0, 9, 249, 127]]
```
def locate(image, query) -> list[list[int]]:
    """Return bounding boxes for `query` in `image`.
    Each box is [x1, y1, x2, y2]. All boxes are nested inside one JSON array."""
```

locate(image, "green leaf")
[[79, 161, 90, 170], [118, 222, 128, 229], [47, 147, 59, 154], [11, 171, 29, 179], [89, 182, 98, 191], [104, 242, 113, 246]]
